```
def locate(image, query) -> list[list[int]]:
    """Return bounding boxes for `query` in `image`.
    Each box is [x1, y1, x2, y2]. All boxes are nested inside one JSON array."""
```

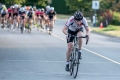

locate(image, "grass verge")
[[57, 14, 72, 19], [91, 25, 120, 37]]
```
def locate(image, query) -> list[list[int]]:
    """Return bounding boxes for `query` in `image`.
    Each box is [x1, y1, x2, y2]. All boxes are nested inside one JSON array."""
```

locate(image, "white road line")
[[51, 33, 120, 65]]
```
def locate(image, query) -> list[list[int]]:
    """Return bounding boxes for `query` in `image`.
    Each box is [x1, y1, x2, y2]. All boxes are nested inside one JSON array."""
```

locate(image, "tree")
[[65, 0, 92, 12], [0, 0, 47, 7], [25, 0, 47, 6]]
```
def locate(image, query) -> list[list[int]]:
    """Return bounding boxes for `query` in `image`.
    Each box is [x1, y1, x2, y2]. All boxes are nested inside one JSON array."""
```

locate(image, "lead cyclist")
[[62, 11, 90, 71]]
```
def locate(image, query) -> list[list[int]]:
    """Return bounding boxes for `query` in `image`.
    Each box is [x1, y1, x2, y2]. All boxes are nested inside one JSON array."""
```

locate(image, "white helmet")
[[41, 8, 44, 11], [50, 7, 54, 11], [20, 7, 24, 12], [14, 4, 18, 8], [38, 8, 41, 11], [30, 6, 32, 8], [46, 6, 50, 9], [2, 5, 5, 8], [10, 6, 13, 9], [33, 6, 36, 9]]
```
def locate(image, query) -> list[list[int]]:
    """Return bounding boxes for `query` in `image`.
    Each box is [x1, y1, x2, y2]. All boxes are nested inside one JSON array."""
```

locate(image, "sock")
[[79, 49, 81, 52], [66, 61, 69, 64]]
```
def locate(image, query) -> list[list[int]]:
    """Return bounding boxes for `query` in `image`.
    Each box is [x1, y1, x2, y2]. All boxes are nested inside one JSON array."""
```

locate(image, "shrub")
[[98, 10, 120, 26], [111, 12, 120, 25]]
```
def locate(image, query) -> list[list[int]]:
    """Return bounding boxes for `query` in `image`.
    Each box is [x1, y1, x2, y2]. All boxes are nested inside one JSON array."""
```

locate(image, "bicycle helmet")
[[50, 7, 54, 11], [14, 4, 18, 8], [33, 6, 36, 9], [41, 8, 44, 11], [74, 11, 83, 21], [38, 8, 41, 11], [46, 5, 50, 9], [2, 5, 5, 8]]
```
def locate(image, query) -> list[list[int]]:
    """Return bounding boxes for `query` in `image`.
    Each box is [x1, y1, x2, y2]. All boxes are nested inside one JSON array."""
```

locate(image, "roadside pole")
[[92, 0, 100, 27]]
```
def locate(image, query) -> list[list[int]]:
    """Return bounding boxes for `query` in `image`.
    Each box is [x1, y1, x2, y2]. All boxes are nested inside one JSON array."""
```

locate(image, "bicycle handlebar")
[[69, 34, 89, 45]]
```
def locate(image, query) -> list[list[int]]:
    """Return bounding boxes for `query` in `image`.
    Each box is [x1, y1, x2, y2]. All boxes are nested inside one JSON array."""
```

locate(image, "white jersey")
[[65, 16, 88, 31], [1, 8, 8, 14]]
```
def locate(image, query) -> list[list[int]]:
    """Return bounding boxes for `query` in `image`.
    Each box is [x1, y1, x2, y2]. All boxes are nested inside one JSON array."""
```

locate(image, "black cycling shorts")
[[67, 28, 83, 43], [13, 13, 18, 17], [13, 13, 18, 19], [49, 17, 54, 21], [1, 13, 6, 17]]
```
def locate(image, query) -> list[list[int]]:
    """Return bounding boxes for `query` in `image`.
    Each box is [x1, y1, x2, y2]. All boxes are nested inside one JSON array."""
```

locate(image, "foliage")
[[0, 0, 47, 7], [112, 11, 120, 25], [65, 0, 91, 12], [98, 9, 120, 26]]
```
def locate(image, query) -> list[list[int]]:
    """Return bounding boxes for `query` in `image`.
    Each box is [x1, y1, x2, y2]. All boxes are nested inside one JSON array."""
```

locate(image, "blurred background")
[[0, 0, 120, 37]]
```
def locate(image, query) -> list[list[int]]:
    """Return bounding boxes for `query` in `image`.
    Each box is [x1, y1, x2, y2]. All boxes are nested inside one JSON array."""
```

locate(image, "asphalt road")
[[0, 19, 120, 80]]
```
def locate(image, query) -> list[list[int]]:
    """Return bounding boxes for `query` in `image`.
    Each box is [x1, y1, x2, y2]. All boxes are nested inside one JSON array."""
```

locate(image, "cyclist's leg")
[[77, 29, 84, 59], [66, 42, 73, 62], [1, 14, 4, 26], [66, 39, 74, 71], [77, 28, 84, 50], [16, 14, 19, 27]]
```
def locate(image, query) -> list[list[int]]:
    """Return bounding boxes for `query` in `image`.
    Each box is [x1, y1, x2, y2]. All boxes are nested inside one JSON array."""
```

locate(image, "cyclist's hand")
[[85, 35, 89, 39], [66, 34, 68, 39]]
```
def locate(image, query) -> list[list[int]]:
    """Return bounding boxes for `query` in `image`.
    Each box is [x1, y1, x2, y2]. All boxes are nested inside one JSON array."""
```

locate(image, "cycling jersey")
[[12, 8, 19, 17], [8, 8, 13, 13], [1, 7, 7, 14], [27, 11, 34, 18], [8, 8, 13, 18], [45, 9, 50, 15], [12, 8, 19, 14], [65, 16, 88, 32], [35, 11, 41, 16], [48, 11, 56, 20], [1, 7, 7, 17]]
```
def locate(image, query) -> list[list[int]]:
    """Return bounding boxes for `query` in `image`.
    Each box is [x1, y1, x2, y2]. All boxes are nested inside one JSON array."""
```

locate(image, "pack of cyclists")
[[0, 4, 56, 33]]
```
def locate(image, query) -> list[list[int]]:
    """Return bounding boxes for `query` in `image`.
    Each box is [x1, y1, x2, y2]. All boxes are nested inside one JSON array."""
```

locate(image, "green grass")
[[91, 25, 120, 37], [57, 14, 72, 19]]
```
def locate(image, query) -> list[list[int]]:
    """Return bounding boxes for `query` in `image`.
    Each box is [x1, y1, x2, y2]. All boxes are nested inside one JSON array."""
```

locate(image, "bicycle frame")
[[69, 35, 88, 78]]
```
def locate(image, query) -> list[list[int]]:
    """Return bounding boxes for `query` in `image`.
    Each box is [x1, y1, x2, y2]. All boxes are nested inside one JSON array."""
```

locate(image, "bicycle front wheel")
[[73, 49, 80, 78], [69, 51, 74, 76]]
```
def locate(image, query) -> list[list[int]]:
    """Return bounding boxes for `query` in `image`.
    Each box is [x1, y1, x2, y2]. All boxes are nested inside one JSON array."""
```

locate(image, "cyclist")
[[19, 7, 26, 30], [7, 6, 13, 28], [33, 6, 37, 25], [44, 6, 50, 29], [11, 4, 19, 31], [35, 8, 41, 29], [26, 7, 34, 32], [1, 5, 8, 28], [40, 8, 45, 29], [62, 11, 90, 71], [47, 7, 56, 31]]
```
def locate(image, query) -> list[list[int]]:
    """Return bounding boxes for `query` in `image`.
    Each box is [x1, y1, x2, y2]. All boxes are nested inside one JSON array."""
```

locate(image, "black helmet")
[[74, 11, 83, 21]]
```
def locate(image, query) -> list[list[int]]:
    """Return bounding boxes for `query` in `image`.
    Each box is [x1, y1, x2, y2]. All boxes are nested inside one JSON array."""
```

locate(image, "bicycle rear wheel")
[[73, 49, 80, 78], [20, 24, 24, 34], [49, 25, 52, 35]]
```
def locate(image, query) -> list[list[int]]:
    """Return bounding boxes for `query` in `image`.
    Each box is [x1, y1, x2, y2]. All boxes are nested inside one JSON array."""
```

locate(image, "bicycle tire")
[[73, 49, 80, 78], [21, 24, 24, 34], [49, 25, 52, 35], [69, 51, 74, 75]]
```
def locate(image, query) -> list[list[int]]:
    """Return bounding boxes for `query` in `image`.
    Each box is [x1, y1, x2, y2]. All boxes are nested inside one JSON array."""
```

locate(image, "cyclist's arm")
[[82, 17, 90, 36], [62, 16, 74, 35], [62, 26, 68, 35], [54, 11, 57, 20], [85, 27, 90, 36]]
